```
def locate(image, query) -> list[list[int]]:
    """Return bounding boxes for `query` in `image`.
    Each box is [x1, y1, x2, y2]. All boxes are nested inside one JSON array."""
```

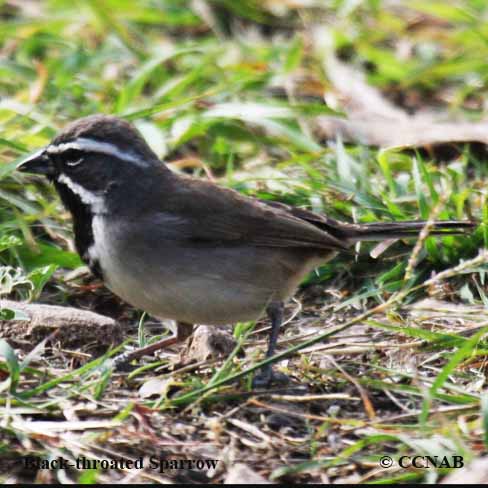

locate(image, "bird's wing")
[[155, 174, 349, 251], [259, 199, 347, 232]]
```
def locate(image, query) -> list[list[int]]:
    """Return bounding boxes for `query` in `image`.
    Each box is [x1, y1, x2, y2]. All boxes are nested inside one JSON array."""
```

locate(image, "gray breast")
[[90, 215, 326, 325]]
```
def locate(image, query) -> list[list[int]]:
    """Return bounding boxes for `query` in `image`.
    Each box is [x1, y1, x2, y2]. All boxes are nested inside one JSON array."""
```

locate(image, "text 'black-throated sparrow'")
[[17, 115, 476, 386]]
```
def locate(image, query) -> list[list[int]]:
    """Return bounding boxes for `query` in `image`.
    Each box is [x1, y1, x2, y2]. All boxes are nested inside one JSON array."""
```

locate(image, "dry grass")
[[2, 0, 488, 483]]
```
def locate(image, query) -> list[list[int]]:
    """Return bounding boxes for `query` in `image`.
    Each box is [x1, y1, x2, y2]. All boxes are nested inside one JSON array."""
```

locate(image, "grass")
[[1, 0, 488, 484]]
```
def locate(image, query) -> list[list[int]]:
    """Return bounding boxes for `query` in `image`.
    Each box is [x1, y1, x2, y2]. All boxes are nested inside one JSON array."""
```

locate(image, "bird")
[[16, 114, 476, 386]]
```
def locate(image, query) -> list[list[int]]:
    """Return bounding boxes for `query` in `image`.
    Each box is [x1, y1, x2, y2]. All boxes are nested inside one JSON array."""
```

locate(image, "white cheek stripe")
[[47, 137, 148, 167], [57, 174, 107, 214]]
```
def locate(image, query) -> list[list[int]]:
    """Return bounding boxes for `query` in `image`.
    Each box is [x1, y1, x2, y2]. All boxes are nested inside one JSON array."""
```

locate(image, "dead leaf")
[[311, 29, 488, 148], [315, 116, 488, 148], [224, 463, 272, 484], [29, 60, 48, 104], [11, 419, 121, 434]]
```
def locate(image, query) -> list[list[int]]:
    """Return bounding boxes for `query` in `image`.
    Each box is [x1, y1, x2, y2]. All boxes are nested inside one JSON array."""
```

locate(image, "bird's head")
[[17, 115, 161, 213]]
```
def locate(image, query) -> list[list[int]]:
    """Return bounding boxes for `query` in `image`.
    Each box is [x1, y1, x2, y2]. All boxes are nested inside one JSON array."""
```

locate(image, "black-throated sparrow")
[[17, 115, 476, 386]]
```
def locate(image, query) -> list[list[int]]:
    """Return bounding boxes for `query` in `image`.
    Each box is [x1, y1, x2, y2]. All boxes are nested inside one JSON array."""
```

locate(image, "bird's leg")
[[252, 301, 290, 388], [113, 321, 193, 370]]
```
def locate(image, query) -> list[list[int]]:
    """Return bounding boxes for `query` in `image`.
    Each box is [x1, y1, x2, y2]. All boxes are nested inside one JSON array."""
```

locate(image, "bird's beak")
[[16, 148, 55, 176]]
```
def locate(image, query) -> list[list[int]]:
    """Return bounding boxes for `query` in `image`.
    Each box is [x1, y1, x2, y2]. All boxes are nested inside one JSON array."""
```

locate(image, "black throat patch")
[[53, 180, 103, 279]]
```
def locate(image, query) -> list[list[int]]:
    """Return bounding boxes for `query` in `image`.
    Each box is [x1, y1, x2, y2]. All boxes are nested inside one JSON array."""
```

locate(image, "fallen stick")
[[0, 299, 122, 351]]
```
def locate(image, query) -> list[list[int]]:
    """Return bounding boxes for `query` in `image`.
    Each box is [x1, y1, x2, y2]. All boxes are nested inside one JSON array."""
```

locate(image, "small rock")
[[183, 325, 237, 363], [442, 457, 488, 484], [224, 463, 271, 484], [139, 378, 173, 399]]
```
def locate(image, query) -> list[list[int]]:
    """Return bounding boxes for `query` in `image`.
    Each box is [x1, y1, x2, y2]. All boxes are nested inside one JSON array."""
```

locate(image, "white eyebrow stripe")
[[46, 137, 148, 167]]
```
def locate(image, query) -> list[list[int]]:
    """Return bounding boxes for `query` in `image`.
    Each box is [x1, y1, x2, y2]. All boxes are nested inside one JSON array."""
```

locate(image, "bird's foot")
[[252, 367, 291, 389], [112, 352, 137, 372]]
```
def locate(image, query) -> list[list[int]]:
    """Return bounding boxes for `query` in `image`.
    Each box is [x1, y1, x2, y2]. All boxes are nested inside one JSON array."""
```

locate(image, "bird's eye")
[[66, 158, 83, 167], [63, 149, 84, 167]]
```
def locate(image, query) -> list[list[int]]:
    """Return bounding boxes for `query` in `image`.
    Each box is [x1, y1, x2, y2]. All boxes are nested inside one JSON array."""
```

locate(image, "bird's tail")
[[331, 220, 477, 244]]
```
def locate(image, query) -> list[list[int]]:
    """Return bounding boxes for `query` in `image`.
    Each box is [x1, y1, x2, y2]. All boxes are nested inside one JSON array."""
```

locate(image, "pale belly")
[[91, 216, 333, 325]]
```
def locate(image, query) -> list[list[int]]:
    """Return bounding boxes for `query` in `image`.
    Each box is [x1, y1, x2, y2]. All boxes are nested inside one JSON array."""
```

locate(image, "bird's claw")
[[252, 368, 291, 388]]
